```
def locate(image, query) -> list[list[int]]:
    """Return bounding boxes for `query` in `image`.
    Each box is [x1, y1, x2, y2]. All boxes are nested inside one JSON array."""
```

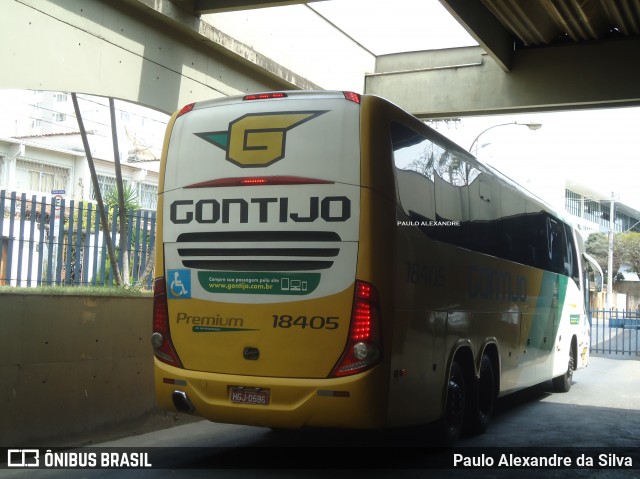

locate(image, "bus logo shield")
[[195, 111, 327, 167]]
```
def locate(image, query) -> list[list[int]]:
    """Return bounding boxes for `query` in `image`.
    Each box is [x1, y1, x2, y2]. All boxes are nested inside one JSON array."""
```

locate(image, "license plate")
[[229, 387, 270, 406]]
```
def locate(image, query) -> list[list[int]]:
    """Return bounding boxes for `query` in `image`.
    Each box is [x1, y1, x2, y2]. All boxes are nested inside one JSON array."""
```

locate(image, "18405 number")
[[272, 315, 339, 330], [406, 261, 445, 287]]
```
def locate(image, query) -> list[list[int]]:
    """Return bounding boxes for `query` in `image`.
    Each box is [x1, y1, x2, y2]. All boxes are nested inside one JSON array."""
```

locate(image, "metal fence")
[[590, 309, 640, 356], [0, 190, 155, 288]]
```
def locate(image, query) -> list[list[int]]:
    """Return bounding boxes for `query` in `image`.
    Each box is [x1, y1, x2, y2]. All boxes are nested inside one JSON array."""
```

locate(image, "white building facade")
[[0, 91, 166, 210]]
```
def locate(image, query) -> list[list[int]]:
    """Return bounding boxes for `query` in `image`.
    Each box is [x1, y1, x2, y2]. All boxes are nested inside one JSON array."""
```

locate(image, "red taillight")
[[343, 91, 361, 104], [240, 178, 268, 185], [352, 303, 372, 340], [176, 103, 195, 118], [330, 280, 381, 377], [243, 92, 288, 101], [185, 176, 334, 188], [152, 277, 183, 368], [152, 277, 167, 332]]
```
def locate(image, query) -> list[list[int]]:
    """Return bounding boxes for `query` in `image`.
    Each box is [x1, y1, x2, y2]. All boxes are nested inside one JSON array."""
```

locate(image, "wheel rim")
[[478, 368, 494, 416], [567, 356, 574, 383], [446, 370, 465, 430]]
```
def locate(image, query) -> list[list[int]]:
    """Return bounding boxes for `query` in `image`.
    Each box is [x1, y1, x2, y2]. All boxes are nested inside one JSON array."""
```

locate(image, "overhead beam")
[[439, 0, 515, 71], [365, 40, 640, 118], [193, 0, 327, 14]]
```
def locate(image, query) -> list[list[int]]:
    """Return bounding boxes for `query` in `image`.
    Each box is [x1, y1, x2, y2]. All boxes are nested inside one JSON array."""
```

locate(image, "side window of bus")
[[564, 224, 580, 285], [390, 122, 435, 223], [433, 149, 479, 187], [547, 217, 579, 280], [547, 217, 564, 274], [390, 121, 480, 247], [390, 122, 433, 178], [431, 145, 479, 247]]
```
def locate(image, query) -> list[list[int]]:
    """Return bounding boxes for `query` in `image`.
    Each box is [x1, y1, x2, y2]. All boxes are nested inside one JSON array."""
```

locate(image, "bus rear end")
[[152, 91, 388, 429]]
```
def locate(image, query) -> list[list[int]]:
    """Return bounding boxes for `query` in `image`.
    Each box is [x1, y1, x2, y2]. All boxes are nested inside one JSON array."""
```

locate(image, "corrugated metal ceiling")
[[482, 0, 640, 47]]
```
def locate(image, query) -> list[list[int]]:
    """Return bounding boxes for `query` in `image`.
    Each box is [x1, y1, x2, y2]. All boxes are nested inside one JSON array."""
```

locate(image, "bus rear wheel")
[[470, 353, 495, 434], [440, 360, 467, 444], [552, 355, 574, 393]]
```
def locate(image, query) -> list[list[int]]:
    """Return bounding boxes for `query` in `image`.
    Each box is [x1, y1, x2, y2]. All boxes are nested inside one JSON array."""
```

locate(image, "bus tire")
[[439, 359, 467, 444], [552, 355, 574, 393], [470, 353, 495, 434]]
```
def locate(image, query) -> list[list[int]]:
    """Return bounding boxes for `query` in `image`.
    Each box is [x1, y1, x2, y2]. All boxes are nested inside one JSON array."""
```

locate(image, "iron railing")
[[590, 309, 640, 356], [1, 190, 155, 288]]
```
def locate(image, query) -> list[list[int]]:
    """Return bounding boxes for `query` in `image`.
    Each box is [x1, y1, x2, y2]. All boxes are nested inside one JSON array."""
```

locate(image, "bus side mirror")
[[583, 253, 603, 293]]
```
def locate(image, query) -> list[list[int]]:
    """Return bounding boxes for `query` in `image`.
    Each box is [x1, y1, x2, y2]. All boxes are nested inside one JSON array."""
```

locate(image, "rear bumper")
[[154, 358, 389, 429]]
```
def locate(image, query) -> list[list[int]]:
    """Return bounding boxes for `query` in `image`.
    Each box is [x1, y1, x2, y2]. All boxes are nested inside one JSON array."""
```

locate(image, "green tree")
[[104, 182, 140, 212], [617, 232, 640, 274], [584, 231, 640, 284]]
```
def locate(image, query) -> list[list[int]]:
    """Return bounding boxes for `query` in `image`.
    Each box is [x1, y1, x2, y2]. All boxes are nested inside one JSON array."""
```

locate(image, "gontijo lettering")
[[170, 196, 351, 224], [468, 265, 527, 302]]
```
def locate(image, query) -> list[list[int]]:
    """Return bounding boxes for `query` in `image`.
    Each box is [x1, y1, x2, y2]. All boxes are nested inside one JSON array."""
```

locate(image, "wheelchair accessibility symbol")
[[168, 269, 191, 299]]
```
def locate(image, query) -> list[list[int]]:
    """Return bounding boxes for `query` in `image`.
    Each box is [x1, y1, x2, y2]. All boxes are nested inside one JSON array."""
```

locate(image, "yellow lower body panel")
[[154, 358, 389, 429]]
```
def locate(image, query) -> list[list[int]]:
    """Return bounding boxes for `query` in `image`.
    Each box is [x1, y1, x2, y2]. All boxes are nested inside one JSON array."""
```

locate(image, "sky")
[[309, 0, 477, 54]]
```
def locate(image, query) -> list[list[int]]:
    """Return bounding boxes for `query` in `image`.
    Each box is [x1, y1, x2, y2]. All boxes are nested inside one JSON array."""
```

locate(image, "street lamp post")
[[607, 192, 615, 309], [468, 121, 542, 155]]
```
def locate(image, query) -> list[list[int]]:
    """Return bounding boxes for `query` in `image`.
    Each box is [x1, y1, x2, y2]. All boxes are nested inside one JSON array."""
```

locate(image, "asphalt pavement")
[[1, 355, 639, 479]]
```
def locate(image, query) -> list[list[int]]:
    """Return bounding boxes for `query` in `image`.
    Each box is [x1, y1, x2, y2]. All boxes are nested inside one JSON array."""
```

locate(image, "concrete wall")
[[1, 0, 318, 115], [366, 41, 640, 118], [0, 293, 155, 446], [614, 282, 640, 311], [591, 285, 640, 311]]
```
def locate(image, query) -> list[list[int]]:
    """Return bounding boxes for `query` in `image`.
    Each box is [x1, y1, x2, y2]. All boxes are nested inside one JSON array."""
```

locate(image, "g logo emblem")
[[196, 111, 327, 168]]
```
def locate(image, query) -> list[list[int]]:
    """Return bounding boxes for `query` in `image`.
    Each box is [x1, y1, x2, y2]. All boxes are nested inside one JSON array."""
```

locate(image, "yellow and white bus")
[[152, 91, 599, 441]]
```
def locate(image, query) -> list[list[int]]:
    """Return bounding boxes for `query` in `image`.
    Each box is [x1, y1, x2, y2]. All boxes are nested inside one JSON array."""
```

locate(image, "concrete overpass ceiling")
[[3, 0, 638, 117], [189, 0, 640, 68], [2, 0, 639, 210], [440, 0, 640, 71], [189, 0, 640, 117]]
